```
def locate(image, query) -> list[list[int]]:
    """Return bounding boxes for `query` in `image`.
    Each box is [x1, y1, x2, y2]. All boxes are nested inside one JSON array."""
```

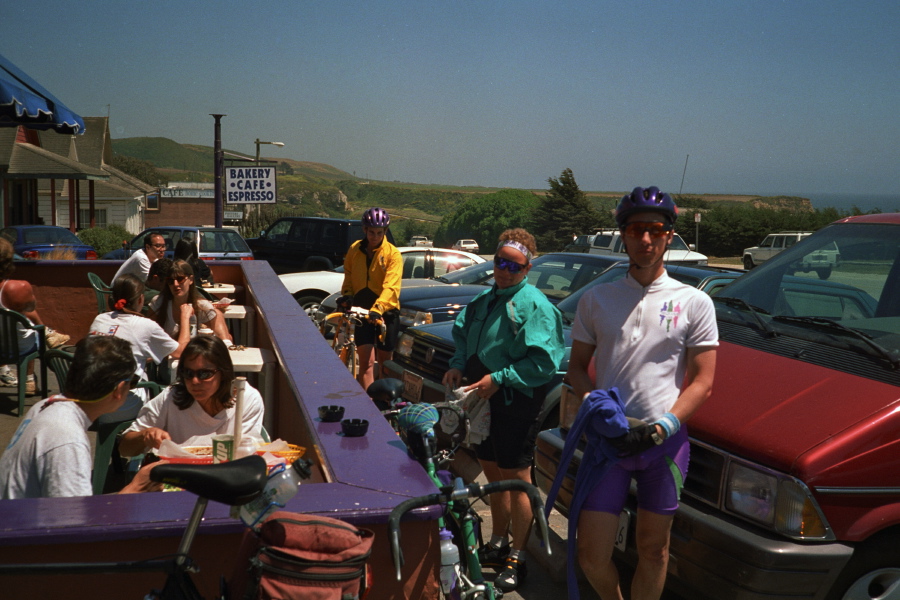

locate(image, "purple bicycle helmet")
[[615, 186, 678, 227], [362, 207, 391, 228]]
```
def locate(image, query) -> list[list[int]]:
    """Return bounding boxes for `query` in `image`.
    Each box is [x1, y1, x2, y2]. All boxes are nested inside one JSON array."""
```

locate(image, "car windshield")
[[670, 235, 690, 251], [198, 230, 251, 253], [22, 227, 82, 245], [715, 221, 900, 359], [437, 260, 494, 284]]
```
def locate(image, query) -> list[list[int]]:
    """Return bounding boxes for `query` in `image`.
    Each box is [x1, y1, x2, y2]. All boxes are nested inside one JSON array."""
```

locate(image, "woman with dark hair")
[[88, 274, 185, 397], [174, 238, 212, 284], [146, 259, 231, 344], [118, 335, 265, 457]]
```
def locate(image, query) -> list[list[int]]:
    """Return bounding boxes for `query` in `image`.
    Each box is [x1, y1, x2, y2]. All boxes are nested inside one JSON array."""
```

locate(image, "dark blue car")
[[0, 225, 97, 260]]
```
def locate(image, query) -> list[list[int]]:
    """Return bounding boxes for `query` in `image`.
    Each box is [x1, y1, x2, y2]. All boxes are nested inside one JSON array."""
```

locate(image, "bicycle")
[[389, 403, 551, 599], [0, 455, 269, 600], [320, 306, 386, 378]]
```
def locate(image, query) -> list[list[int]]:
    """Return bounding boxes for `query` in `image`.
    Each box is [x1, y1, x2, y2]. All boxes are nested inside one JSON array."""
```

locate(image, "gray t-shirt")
[[0, 398, 94, 499]]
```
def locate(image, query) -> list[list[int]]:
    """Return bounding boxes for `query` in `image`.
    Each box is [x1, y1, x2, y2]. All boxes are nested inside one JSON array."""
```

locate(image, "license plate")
[[401, 370, 423, 402], [615, 510, 630, 551]]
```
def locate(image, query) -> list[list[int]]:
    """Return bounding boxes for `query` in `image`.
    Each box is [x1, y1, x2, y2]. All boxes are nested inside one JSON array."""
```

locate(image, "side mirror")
[[689, 243, 696, 250], [259, 230, 267, 238]]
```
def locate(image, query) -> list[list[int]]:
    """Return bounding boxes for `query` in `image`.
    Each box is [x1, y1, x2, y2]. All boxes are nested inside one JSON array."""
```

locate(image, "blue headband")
[[496, 240, 532, 263]]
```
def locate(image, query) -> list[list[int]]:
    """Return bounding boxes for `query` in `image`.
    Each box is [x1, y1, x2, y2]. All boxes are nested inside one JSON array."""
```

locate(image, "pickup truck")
[[409, 236, 433, 247], [534, 213, 900, 600]]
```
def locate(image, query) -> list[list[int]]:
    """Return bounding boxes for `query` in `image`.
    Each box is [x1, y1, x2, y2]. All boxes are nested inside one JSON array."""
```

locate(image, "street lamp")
[[255, 139, 285, 164]]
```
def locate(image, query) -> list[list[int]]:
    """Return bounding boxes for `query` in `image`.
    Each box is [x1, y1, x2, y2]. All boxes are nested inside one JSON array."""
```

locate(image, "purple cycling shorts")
[[582, 427, 690, 516]]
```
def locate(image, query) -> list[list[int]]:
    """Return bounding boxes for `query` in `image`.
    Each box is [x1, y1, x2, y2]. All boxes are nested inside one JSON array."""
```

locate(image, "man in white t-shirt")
[[0, 336, 163, 499], [112, 232, 166, 284], [568, 186, 718, 600]]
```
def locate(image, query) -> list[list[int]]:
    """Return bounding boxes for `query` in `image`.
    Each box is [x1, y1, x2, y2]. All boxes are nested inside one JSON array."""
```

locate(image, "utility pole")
[[211, 114, 225, 228], [679, 154, 689, 195]]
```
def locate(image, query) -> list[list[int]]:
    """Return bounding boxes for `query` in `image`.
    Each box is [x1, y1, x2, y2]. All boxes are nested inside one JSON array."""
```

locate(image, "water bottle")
[[239, 458, 312, 527], [438, 528, 459, 594]]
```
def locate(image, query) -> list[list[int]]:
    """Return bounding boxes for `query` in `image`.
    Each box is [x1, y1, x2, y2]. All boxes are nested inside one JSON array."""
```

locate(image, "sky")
[[2, 1, 897, 197]]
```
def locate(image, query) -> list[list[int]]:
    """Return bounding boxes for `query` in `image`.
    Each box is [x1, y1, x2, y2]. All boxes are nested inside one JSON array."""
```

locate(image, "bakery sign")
[[225, 167, 277, 204]]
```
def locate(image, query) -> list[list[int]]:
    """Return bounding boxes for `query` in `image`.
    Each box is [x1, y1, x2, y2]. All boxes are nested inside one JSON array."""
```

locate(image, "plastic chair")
[[0, 308, 47, 416], [88, 272, 112, 314], [44, 348, 74, 393]]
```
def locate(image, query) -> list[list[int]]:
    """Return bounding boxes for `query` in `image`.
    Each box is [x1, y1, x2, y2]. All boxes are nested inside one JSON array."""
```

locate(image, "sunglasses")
[[493, 256, 528, 274], [167, 275, 189, 284], [182, 368, 219, 381], [622, 222, 673, 239], [149, 243, 167, 249]]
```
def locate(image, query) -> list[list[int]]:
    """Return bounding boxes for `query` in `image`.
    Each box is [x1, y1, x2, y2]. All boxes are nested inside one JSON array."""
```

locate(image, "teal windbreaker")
[[449, 279, 565, 397]]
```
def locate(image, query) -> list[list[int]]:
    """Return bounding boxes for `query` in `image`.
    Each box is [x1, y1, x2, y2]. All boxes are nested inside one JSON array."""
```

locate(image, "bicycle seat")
[[151, 454, 268, 506], [367, 378, 405, 411]]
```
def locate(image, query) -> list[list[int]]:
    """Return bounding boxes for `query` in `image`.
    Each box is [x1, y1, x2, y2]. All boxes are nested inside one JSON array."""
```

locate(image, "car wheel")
[[743, 256, 755, 270], [293, 293, 325, 319], [816, 267, 832, 280], [826, 534, 900, 600]]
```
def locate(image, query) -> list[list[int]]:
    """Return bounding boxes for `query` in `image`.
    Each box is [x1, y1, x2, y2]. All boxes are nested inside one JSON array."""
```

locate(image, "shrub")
[[77, 224, 133, 257]]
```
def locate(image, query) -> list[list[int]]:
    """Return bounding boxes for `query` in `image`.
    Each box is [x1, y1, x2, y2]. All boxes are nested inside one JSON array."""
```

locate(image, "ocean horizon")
[[805, 193, 900, 213]]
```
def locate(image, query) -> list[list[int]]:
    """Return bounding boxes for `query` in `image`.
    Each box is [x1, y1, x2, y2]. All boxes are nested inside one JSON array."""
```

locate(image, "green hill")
[[111, 137, 356, 182]]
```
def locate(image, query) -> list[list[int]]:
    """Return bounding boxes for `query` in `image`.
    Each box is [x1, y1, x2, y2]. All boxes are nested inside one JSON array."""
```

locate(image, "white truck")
[[409, 236, 433, 247]]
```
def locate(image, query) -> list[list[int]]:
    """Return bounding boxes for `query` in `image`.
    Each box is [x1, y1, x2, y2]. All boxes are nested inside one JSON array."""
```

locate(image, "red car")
[[535, 213, 900, 600]]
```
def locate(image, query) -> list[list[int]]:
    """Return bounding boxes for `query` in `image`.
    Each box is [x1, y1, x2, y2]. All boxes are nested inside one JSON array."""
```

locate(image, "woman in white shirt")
[[119, 335, 264, 456], [147, 259, 231, 344], [88, 274, 185, 400]]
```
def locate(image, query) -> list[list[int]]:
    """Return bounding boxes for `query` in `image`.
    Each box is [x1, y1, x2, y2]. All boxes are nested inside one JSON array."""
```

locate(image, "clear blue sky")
[[3, 1, 897, 196]]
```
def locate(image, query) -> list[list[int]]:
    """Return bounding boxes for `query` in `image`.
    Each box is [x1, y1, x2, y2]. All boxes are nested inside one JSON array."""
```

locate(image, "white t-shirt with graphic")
[[89, 311, 179, 380], [571, 271, 718, 421]]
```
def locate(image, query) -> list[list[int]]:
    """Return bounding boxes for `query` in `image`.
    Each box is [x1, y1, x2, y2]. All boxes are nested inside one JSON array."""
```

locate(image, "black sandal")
[[495, 556, 527, 592]]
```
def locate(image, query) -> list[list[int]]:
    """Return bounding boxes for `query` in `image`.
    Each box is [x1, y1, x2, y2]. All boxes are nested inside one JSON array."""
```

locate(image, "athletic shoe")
[[494, 556, 527, 592], [477, 542, 510, 569], [46, 328, 71, 349], [0, 366, 17, 386]]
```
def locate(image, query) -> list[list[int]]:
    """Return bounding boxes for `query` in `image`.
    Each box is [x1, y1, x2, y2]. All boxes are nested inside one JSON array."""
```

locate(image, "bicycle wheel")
[[347, 343, 358, 378]]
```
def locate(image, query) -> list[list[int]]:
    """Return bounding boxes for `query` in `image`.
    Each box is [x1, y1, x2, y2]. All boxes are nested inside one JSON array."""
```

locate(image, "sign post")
[[694, 212, 701, 253]]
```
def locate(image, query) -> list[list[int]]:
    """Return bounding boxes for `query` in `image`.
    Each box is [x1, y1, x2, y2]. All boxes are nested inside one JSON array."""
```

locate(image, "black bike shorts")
[[354, 309, 400, 351]]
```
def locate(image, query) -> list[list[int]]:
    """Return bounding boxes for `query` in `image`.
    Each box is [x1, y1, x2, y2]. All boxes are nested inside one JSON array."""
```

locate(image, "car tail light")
[[22, 250, 39, 260], [240, 256, 254, 260], [86, 250, 98, 260]]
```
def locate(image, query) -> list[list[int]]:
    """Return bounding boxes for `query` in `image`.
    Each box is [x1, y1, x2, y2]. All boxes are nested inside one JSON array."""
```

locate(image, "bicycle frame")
[[322, 307, 387, 379], [391, 411, 551, 600], [0, 456, 268, 600]]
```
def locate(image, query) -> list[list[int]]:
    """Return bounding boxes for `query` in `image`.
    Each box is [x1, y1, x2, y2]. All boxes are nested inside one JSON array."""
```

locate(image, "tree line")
[[112, 155, 876, 257]]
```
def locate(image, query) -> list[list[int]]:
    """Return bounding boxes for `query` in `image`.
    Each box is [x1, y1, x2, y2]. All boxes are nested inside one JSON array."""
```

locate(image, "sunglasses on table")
[[622, 222, 674, 239], [493, 256, 528, 273], [182, 368, 219, 381]]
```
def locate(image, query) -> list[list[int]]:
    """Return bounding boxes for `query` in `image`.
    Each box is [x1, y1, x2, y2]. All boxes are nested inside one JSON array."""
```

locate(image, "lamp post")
[[211, 114, 226, 228], [255, 139, 285, 164]]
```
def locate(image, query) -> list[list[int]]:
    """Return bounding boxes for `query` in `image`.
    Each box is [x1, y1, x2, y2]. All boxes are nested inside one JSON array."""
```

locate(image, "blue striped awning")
[[0, 53, 85, 135]]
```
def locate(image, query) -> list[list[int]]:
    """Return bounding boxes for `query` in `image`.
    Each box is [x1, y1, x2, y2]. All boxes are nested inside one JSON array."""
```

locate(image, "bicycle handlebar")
[[388, 478, 551, 581]]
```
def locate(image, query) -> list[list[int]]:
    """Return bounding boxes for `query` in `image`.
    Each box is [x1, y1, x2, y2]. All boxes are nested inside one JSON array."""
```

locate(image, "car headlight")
[[396, 333, 415, 357], [400, 308, 433, 327], [725, 462, 832, 540]]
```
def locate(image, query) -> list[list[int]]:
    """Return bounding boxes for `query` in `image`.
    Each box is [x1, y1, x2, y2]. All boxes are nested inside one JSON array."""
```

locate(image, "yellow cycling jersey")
[[341, 239, 402, 314]]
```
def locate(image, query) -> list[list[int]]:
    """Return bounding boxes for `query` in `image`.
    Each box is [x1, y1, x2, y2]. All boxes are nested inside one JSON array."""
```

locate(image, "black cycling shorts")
[[354, 309, 400, 351], [475, 383, 546, 470]]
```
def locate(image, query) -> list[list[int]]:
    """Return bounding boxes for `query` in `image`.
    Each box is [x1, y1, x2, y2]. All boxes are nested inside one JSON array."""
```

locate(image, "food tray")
[[160, 444, 306, 465]]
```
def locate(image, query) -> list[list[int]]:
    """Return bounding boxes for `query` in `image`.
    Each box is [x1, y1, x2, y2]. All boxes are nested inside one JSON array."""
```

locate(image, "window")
[[146, 193, 159, 211], [79, 209, 107, 228], [773, 236, 786, 249], [760, 236, 774, 248]]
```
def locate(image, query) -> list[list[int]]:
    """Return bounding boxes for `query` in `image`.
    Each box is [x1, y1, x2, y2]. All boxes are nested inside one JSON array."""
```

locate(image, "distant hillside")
[[111, 137, 357, 182]]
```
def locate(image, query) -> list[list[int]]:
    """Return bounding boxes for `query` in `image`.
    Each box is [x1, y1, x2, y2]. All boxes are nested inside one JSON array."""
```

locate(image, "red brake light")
[[240, 256, 254, 260], [22, 250, 39, 260], [86, 250, 98, 260]]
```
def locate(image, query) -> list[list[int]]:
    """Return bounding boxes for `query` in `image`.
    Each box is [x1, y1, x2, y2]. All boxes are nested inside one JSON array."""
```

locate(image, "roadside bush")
[[77, 224, 132, 257]]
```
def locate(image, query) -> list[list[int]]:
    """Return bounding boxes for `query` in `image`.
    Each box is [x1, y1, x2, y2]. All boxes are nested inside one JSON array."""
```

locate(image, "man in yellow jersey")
[[337, 207, 402, 389]]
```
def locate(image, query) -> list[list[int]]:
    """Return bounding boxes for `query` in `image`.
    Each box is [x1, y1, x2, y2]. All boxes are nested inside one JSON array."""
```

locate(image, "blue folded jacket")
[[544, 387, 630, 600]]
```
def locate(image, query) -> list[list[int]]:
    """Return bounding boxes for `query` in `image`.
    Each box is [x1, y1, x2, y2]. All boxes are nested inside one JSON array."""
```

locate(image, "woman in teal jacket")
[[443, 228, 565, 592]]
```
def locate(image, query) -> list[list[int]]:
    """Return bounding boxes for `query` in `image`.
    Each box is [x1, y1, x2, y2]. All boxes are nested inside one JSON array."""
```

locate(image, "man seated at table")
[[0, 336, 164, 499], [113, 231, 166, 284], [143, 257, 173, 314], [119, 335, 265, 457], [0, 238, 71, 394]]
